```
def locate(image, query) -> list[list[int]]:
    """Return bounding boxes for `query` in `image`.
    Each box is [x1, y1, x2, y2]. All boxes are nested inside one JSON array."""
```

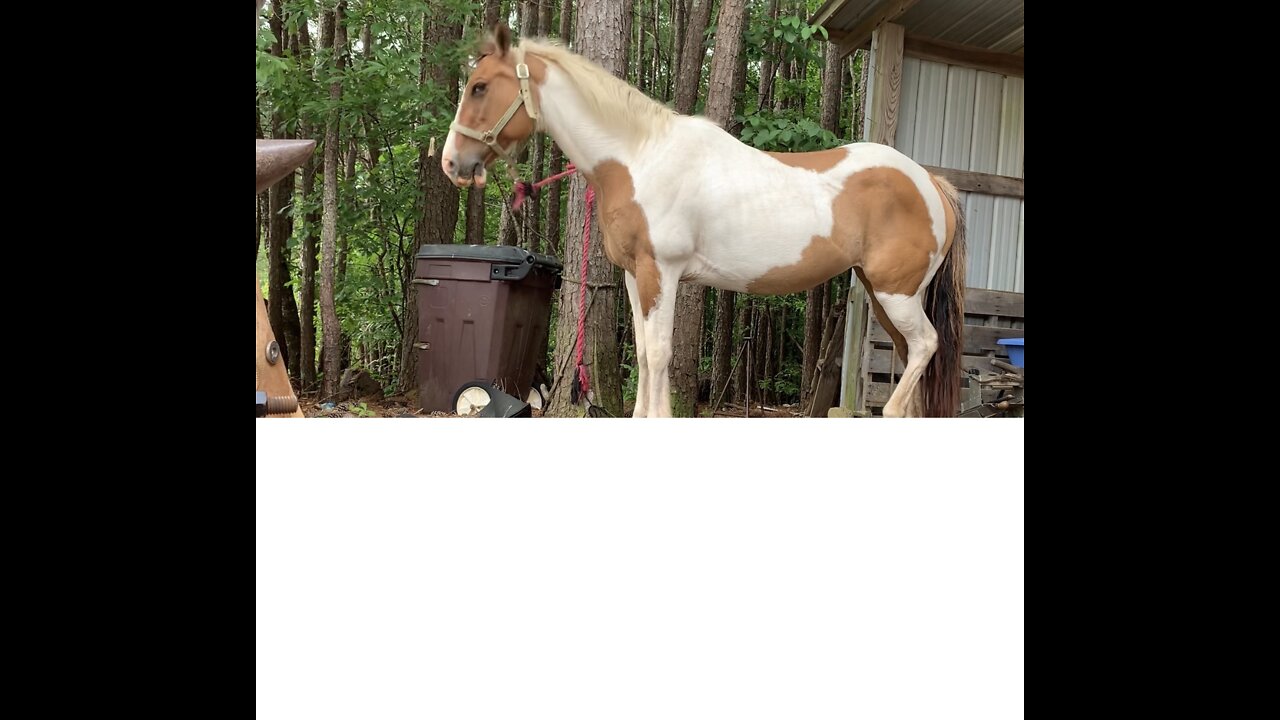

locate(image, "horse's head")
[[443, 24, 540, 189]]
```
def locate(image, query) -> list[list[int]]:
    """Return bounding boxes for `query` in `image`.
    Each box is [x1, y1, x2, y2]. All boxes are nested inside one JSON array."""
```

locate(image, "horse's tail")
[[921, 176, 967, 418]]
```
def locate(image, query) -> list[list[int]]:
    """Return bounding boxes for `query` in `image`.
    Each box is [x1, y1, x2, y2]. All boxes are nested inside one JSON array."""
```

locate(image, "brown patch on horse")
[[765, 148, 845, 173], [588, 160, 661, 317], [856, 268, 908, 365], [854, 168, 941, 296], [746, 167, 937, 296]]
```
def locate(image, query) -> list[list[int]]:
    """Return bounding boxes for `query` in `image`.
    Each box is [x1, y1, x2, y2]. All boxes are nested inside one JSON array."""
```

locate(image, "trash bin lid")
[[996, 338, 1023, 346], [416, 244, 562, 273]]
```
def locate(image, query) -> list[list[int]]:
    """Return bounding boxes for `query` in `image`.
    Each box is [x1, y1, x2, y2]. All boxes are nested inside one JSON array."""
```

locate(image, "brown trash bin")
[[413, 244, 562, 413]]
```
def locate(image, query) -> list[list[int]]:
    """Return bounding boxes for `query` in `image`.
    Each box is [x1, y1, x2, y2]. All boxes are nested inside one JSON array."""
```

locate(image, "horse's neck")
[[537, 66, 637, 172]]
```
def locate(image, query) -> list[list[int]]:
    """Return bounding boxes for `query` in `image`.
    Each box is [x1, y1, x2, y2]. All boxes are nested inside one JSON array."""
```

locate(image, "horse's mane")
[[519, 38, 675, 145]]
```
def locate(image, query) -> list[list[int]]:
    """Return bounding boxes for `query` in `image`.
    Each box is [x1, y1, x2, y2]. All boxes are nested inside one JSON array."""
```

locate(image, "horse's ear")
[[476, 24, 511, 59], [492, 23, 511, 56]]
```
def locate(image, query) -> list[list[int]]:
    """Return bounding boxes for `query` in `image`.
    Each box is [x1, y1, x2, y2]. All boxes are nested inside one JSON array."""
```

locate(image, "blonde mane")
[[519, 38, 675, 145]]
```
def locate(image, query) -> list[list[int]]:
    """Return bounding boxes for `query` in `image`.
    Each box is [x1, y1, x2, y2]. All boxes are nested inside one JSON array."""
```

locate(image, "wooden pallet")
[[856, 288, 1024, 415]]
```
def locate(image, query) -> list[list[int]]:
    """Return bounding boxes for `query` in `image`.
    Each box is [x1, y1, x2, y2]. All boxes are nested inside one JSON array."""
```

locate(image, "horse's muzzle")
[[441, 156, 487, 188]]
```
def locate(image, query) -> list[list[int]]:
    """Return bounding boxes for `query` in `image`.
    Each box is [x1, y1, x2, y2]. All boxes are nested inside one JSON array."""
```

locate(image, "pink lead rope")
[[511, 163, 578, 212], [511, 163, 593, 405], [573, 185, 595, 403]]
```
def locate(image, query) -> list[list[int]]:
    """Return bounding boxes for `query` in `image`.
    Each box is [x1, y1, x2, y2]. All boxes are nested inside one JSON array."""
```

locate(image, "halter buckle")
[[516, 63, 530, 80], [481, 131, 495, 144]]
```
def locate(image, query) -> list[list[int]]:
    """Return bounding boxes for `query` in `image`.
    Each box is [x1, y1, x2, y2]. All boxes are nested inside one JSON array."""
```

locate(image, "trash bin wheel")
[[452, 380, 498, 416]]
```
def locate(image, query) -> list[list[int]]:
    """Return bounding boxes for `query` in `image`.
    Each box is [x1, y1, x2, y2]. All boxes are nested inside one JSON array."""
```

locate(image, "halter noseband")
[[450, 48, 539, 177]]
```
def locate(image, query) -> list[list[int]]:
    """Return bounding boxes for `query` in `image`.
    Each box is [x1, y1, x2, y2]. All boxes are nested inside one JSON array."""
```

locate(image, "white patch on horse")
[[536, 65, 633, 173], [873, 290, 939, 418]]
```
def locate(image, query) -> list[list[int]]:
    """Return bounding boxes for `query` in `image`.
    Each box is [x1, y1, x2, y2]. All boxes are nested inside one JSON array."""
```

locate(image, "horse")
[[442, 25, 967, 418]]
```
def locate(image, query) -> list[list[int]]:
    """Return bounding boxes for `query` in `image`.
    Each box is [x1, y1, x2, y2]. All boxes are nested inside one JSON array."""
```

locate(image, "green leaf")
[[818, 26, 829, 40], [784, 31, 797, 43]]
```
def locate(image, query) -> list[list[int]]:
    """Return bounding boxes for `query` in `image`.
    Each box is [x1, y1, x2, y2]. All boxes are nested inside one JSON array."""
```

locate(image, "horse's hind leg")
[[874, 290, 938, 418], [624, 271, 649, 418]]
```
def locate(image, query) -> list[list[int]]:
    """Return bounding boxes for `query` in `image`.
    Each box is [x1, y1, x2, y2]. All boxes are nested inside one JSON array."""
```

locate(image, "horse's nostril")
[[443, 158, 456, 173]]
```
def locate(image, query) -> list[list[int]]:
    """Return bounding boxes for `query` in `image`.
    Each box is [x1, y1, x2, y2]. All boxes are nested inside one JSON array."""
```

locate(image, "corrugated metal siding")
[[892, 59, 1023, 292], [1015, 202, 1024, 292], [941, 66, 976, 168], [987, 75, 1023, 291], [895, 57, 921, 158], [912, 61, 948, 165]]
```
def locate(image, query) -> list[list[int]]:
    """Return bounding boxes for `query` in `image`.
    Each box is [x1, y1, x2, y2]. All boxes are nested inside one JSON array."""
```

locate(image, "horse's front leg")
[[641, 261, 682, 418], [623, 271, 649, 418]]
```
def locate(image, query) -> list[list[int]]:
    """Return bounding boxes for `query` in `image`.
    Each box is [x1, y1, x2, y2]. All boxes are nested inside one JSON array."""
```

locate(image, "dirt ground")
[[301, 394, 803, 418]]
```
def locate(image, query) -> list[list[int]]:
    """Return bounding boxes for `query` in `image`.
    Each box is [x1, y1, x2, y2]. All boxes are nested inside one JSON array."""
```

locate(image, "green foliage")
[[737, 110, 841, 152]]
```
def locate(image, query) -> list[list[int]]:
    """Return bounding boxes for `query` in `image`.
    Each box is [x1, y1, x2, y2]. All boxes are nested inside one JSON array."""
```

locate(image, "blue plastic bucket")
[[997, 338, 1024, 368]]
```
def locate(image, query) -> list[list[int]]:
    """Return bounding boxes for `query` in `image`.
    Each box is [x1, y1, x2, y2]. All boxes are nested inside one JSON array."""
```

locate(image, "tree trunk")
[[525, 0, 551, 253], [467, 4, 492, 247], [806, 297, 847, 417], [703, 0, 746, 410], [773, 41, 792, 112], [559, 0, 572, 43], [801, 40, 845, 403], [400, 8, 464, 394], [544, 0, 573, 258], [319, 3, 346, 399], [338, 137, 357, 279], [727, 17, 748, 136], [296, 17, 318, 390], [636, 0, 648, 92], [854, 50, 869, 141], [664, 0, 714, 416], [732, 298, 750, 403], [620, 0, 634, 84], [497, 197, 520, 246], [538, 0, 551, 38], [546, 0, 626, 417], [757, 0, 781, 111], [670, 0, 686, 100], [759, 307, 773, 406], [673, 0, 712, 115], [465, 187, 486, 244], [820, 39, 842, 137], [267, 1, 291, 372]]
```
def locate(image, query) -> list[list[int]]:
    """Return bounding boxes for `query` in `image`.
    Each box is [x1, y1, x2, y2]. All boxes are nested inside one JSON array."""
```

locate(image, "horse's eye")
[[473, 83, 487, 97]]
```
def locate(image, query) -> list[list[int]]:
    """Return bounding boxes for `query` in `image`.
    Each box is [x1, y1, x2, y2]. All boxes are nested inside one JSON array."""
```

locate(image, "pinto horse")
[[443, 26, 967, 418]]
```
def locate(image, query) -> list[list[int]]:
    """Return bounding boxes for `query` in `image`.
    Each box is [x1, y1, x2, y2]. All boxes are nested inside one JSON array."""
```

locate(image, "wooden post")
[[838, 21, 903, 415], [839, 288, 868, 415], [862, 22, 904, 144]]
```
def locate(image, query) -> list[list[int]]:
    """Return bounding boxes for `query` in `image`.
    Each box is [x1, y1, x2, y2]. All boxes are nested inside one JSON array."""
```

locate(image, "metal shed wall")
[[893, 57, 1023, 293]]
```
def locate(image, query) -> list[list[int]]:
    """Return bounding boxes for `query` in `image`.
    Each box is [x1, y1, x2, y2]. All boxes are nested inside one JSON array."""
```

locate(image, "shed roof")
[[811, 0, 1024, 55]]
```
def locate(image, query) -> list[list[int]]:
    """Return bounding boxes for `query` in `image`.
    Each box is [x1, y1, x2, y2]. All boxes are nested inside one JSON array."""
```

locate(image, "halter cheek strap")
[[450, 48, 540, 178]]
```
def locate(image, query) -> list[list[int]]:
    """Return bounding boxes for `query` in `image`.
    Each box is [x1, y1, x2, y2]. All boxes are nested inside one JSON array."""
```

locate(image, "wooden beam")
[[864, 22, 904, 145], [810, 0, 849, 29], [922, 165, 1024, 199], [835, 0, 919, 58], [904, 34, 1023, 77]]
